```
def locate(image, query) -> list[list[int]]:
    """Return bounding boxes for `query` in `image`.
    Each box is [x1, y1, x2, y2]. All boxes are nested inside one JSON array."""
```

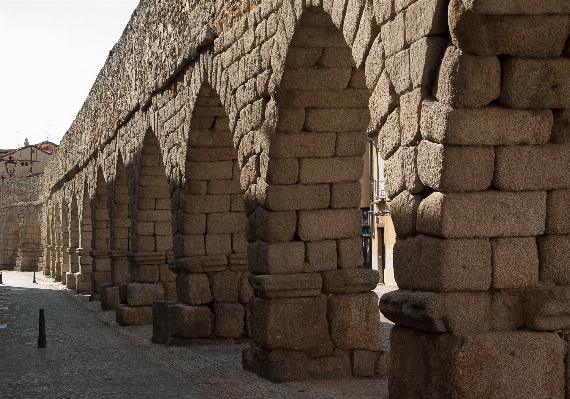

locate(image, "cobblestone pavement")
[[0, 271, 390, 398]]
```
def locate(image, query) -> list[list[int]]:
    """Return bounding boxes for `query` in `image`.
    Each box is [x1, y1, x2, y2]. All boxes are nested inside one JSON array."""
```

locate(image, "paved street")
[[0, 271, 390, 398]]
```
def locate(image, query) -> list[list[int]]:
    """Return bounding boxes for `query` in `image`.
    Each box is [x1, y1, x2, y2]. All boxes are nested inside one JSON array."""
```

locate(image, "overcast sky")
[[0, 0, 139, 150]]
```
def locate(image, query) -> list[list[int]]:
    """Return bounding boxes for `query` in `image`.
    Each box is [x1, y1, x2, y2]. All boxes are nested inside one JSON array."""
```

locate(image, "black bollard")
[[38, 309, 46, 348], [33, 271, 36, 284], [0, 272, 2, 284]]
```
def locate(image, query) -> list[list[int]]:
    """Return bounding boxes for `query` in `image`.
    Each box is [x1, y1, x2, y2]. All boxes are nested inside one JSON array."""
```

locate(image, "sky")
[[0, 0, 139, 150]]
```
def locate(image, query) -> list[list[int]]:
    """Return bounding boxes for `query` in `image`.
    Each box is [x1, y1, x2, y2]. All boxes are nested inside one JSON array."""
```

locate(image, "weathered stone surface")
[[337, 237, 363, 268], [390, 190, 422, 238], [450, 0, 570, 58], [330, 181, 361, 208], [552, 109, 570, 144], [461, 0, 570, 14], [250, 273, 322, 298], [126, 283, 165, 306], [212, 303, 244, 338], [298, 156, 363, 184], [305, 240, 337, 272], [400, 88, 423, 146], [500, 57, 570, 110], [538, 235, 570, 286], [321, 269, 379, 294], [152, 301, 212, 342], [364, 34, 383, 90], [491, 237, 538, 290], [417, 191, 546, 238], [384, 148, 405, 199], [385, 50, 410, 94], [546, 190, 570, 235], [352, 349, 377, 377], [250, 296, 330, 350], [328, 292, 382, 351], [421, 100, 553, 145], [380, 290, 493, 332], [116, 304, 153, 326], [435, 45, 500, 108], [394, 234, 492, 292], [264, 184, 330, 211], [176, 272, 212, 305], [390, 326, 565, 399], [409, 36, 448, 90], [417, 140, 494, 192], [405, 0, 448, 44], [381, 12, 405, 57], [297, 208, 361, 241], [369, 71, 398, 126], [209, 270, 239, 303], [254, 207, 297, 243], [269, 132, 337, 158], [101, 285, 120, 311], [523, 286, 570, 331], [304, 108, 370, 133], [379, 108, 401, 160], [401, 146, 425, 194], [248, 240, 305, 274], [494, 144, 570, 191]]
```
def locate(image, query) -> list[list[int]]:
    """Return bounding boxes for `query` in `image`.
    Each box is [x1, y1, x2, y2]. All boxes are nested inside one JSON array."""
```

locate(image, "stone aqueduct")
[[2, 0, 570, 396]]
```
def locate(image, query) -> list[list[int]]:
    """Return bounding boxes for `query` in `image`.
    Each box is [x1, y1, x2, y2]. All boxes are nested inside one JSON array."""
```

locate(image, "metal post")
[[38, 309, 46, 348], [33, 271, 36, 284], [0, 272, 2, 284]]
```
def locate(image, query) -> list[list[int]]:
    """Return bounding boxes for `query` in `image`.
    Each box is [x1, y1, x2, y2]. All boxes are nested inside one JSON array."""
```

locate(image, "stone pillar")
[[116, 251, 171, 326], [75, 247, 92, 294], [89, 249, 111, 301], [60, 245, 70, 285], [53, 245, 62, 281], [65, 247, 79, 290], [100, 250, 130, 311]]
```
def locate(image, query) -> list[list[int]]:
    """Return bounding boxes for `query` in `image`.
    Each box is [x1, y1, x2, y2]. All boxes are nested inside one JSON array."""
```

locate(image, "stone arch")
[[17, 212, 42, 272], [76, 181, 93, 294], [1, 215, 19, 270], [153, 80, 250, 343], [117, 128, 172, 326], [241, 5, 381, 381], [90, 167, 111, 300]]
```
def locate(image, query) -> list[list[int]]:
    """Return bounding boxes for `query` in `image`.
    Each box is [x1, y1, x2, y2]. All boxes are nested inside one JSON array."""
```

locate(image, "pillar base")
[[116, 304, 153, 326], [100, 284, 120, 311]]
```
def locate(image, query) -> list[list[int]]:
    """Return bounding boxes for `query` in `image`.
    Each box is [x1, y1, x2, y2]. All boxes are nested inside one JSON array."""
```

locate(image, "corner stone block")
[[328, 292, 382, 351], [523, 286, 570, 331], [337, 237, 363, 268], [552, 109, 570, 144], [417, 191, 546, 238], [449, 0, 570, 58], [248, 240, 305, 274], [420, 100, 553, 146], [390, 190, 422, 238], [435, 44, 501, 108], [254, 207, 297, 243], [384, 148, 406, 199], [402, 146, 425, 194], [212, 303, 245, 338], [352, 349, 377, 378], [297, 208, 361, 241], [305, 240, 337, 272], [250, 296, 330, 350], [493, 144, 570, 191], [491, 237, 538, 290], [409, 36, 448, 90], [321, 269, 379, 294], [546, 189, 570, 234], [538, 234, 570, 286], [380, 290, 493, 332], [400, 88, 423, 146], [394, 234, 491, 292], [417, 140, 494, 192], [405, 0, 449, 45], [379, 107, 401, 160], [389, 326, 565, 399], [500, 57, 570, 109]]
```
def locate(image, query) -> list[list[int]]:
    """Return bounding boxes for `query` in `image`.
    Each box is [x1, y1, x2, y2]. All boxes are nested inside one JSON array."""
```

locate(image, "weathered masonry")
[[2, 0, 570, 396]]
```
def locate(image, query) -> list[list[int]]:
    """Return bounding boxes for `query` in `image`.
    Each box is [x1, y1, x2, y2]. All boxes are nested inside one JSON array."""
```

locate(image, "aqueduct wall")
[[2, 0, 570, 396]]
